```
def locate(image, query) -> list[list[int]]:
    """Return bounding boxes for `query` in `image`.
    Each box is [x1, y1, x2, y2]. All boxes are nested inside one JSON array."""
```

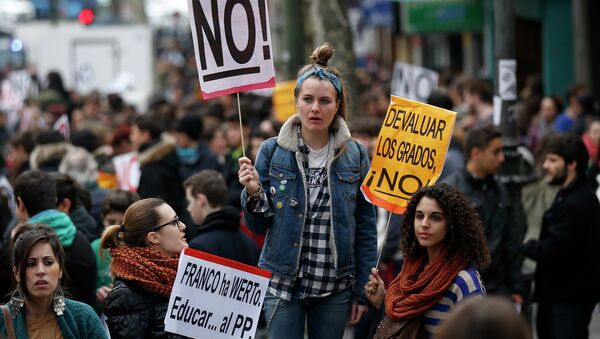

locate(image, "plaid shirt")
[[251, 132, 352, 300]]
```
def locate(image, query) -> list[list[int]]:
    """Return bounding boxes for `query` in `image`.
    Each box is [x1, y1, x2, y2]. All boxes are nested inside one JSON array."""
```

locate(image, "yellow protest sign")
[[361, 96, 456, 214], [272, 80, 296, 123]]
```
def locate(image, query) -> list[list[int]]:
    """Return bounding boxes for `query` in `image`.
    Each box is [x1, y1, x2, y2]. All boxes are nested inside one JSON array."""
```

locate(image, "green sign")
[[401, 0, 484, 34]]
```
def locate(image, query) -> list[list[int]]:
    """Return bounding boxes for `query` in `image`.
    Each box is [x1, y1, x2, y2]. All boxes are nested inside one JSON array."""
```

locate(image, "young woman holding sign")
[[99, 198, 189, 338], [364, 184, 489, 338], [238, 43, 377, 338]]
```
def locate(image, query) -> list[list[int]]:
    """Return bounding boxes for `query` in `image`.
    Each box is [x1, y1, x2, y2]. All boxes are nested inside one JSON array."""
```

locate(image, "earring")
[[8, 286, 25, 318], [53, 285, 66, 316]]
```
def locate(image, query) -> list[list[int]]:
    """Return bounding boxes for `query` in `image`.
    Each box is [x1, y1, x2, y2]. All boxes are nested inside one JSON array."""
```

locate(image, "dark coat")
[[64, 230, 98, 309], [105, 279, 187, 339], [188, 206, 259, 266], [522, 176, 600, 303], [70, 205, 99, 242], [443, 170, 525, 295], [137, 139, 191, 237]]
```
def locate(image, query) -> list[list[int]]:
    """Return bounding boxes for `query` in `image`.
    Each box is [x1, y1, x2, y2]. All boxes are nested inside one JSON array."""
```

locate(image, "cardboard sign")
[[272, 80, 296, 123], [361, 96, 456, 214], [112, 152, 140, 192], [188, 0, 276, 99], [165, 248, 271, 339], [390, 62, 439, 103]]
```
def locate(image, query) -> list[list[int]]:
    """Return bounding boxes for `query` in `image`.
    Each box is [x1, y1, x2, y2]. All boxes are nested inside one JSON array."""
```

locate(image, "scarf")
[[110, 247, 179, 298], [385, 248, 466, 321]]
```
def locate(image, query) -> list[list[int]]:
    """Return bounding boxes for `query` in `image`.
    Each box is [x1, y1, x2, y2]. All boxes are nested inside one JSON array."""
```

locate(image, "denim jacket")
[[241, 115, 377, 303]]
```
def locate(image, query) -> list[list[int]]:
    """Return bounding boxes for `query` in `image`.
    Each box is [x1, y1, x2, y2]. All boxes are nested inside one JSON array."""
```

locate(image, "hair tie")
[[315, 59, 327, 67], [294, 66, 342, 100], [119, 224, 126, 233]]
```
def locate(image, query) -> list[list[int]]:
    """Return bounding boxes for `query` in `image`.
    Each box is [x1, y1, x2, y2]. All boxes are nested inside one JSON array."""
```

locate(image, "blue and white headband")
[[294, 67, 343, 100]]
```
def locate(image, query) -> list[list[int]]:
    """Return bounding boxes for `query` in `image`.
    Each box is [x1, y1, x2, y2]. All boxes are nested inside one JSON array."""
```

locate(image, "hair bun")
[[309, 42, 334, 67]]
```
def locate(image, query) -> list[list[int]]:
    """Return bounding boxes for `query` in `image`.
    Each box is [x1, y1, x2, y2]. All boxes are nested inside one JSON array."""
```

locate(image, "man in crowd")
[[184, 169, 259, 266], [443, 125, 525, 305], [522, 134, 600, 339]]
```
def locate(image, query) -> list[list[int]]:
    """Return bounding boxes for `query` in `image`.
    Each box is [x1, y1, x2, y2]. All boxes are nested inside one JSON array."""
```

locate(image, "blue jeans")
[[263, 289, 352, 339]]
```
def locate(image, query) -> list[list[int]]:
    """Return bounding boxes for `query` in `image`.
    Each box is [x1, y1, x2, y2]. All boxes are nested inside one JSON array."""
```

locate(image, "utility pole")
[[282, 0, 305, 80], [494, 0, 520, 179], [572, 0, 591, 87], [494, 0, 530, 252]]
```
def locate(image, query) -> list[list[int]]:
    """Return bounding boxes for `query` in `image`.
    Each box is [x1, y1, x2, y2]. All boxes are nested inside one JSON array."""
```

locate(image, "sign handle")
[[237, 92, 246, 158], [375, 212, 393, 268]]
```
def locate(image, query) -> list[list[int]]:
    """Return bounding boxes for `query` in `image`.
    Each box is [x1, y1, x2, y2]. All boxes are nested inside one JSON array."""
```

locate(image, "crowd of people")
[[0, 22, 598, 339]]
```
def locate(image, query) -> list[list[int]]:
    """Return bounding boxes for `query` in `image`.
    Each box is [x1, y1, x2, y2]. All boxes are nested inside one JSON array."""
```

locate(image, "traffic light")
[[78, 8, 94, 25]]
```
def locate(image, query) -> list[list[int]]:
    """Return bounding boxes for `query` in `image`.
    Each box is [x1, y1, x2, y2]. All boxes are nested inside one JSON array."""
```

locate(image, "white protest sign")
[[391, 62, 439, 103], [498, 59, 517, 101], [165, 248, 271, 339], [112, 152, 140, 192], [188, 0, 276, 99], [0, 70, 32, 111]]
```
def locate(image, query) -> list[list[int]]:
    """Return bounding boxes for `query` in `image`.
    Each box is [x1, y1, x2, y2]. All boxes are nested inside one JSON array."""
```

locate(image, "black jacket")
[[70, 205, 99, 242], [188, 206, 259, 266], [443, 170, 525, 295], [137, 140, 192, 238], [105, 279, 188, 339], [522, 176, 600, 303], [63, 230, 98, 309]]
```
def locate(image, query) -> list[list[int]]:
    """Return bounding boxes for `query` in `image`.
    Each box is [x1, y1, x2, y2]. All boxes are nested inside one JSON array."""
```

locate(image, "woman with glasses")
[[99, 198, 188, 338]]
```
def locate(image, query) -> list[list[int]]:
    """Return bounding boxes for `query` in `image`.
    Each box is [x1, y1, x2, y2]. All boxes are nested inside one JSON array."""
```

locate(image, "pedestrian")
[[13, 170, 97, 309], [0, 223, 106, 339], [238, 42, 377, 338], [184, 169, 259, 266], [91, 189, 140, 317], [99, 198, 188, 338], [364, 184, 490, 338], [442, 125, 525, 304], [521, 134, 600, 339]]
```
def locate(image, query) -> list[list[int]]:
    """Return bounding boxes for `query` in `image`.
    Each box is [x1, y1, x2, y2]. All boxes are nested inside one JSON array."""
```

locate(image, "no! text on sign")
[[361, 96, 456, 214], [165, 248, 272, 339], [187, 0, 276, 99]]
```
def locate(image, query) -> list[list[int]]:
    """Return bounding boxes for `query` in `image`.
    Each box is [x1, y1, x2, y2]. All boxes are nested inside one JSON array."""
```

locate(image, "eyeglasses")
[[153, 216, 183, 231]]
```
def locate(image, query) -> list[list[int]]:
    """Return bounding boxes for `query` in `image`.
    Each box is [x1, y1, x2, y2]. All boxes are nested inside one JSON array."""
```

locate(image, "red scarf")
[[385, 248, 466, 321], [110, 247, 179, 298]]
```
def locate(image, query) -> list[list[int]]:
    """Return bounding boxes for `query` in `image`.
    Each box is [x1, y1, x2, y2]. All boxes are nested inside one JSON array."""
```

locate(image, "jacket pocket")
[[335, 167, 360, 202]]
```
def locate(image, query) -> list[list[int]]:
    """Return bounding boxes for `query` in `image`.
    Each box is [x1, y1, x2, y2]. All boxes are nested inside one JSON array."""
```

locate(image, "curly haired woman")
[[364, 184, 490, 339]]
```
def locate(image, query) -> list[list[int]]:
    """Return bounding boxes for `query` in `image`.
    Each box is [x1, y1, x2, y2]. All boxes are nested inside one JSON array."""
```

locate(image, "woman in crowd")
[[0, 224, 106, 339], [238, 42, 377, 338], [365, 184, 490, 338], [99, 198, 188, 338]]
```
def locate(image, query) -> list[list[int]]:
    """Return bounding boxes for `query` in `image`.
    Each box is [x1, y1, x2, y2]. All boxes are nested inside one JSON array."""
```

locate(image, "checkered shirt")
[[261, 133, 352, 300]]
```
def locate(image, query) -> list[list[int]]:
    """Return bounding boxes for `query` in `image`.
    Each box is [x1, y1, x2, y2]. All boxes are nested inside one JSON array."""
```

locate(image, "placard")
[[165, 248, 271, 339], [361, 96, 456, 214], [390, 62, 439, 103], [188, 0, 276, 99]]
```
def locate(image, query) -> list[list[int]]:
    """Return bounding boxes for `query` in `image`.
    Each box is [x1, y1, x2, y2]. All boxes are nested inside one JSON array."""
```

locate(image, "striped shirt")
[[423, 268, 485, 337]]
